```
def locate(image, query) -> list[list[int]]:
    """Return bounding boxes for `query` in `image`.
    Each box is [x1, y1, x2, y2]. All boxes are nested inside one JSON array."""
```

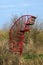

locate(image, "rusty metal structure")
[[9, 15, 36, 55]]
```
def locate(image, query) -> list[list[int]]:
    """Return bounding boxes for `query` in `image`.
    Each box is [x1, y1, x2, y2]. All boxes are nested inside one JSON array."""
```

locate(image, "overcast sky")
[[0, 0, 43, 29]]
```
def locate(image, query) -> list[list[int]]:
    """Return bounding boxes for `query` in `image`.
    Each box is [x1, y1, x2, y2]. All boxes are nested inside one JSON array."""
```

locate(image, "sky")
[[0, 0, 43, 29]]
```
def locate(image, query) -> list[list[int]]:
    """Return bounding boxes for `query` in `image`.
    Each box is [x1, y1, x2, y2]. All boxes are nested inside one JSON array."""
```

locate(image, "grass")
[[23, 53, 43, 59]]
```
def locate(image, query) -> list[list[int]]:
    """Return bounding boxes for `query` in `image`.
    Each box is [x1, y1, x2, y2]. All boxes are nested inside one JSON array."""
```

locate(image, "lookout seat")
[[25, 16, 36, 25]]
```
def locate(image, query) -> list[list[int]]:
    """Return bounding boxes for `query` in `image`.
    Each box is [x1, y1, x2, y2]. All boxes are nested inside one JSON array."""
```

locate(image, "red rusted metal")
[[9, 15, 36, 55]]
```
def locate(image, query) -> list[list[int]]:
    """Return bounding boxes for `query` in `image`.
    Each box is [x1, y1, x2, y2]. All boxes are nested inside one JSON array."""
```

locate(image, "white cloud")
[[0, 5, 16, 8], [0, 3, 41, 9], [0, 4, 29, 8]]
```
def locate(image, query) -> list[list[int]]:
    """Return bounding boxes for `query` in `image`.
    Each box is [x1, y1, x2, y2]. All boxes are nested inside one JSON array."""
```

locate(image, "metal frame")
[[9, 15, 36, 55]]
